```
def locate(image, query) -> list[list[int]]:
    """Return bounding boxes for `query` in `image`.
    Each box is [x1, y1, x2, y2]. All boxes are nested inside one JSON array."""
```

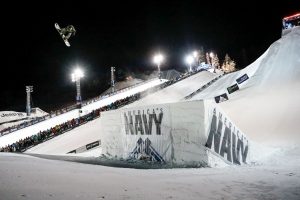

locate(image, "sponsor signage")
[[214, 93, 229, 103], [86, 140, 101, 150], [205, 108, 249, 164], [122, 106, 171, 162], [227, 83, 239, 94], [236, 74, 249, 84], [67, 140, 101, 153], [1, 112, 25, 118], [123, 107, 166, 135]]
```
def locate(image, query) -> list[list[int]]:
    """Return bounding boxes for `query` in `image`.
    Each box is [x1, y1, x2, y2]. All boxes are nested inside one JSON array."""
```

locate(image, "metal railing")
[[184, 74, 225, 100]]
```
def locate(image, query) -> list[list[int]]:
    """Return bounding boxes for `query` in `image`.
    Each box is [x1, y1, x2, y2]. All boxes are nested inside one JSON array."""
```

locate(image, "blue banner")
[[236, 74, 249, 84]]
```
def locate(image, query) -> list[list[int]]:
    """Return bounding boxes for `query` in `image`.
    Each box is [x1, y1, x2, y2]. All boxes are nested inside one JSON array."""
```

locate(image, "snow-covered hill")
[[191, 26, 300, 147]]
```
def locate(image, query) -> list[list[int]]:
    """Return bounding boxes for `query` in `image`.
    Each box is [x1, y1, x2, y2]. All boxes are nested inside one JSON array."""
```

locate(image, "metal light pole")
[[210, 52, 215, 72], [26, 86, 33, 117], [185, 55, 194, 73], [193, 50, 199, 66], [111, 66, 116, 93], [71, 68, 84, 108], [153, 54, 164, 79]]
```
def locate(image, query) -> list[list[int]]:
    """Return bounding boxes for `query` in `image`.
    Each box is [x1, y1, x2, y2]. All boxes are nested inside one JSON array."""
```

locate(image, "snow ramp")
[[191, 26, 300, 147], [127, 71, 219, 107]]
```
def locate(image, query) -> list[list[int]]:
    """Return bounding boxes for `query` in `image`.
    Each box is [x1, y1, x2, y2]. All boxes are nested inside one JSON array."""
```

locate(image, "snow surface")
[[0, 150, 299, 200], [26, 117, 103, 155], [126, 71, 218, 107], [191, 27, 300, 147]]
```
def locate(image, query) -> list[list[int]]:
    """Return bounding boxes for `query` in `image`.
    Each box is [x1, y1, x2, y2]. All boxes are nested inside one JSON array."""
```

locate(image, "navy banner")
[[227, 84, 239, 94], [215, 93, 229, 103], [205, 107, 249, 164], [236, 74, 249, 84]]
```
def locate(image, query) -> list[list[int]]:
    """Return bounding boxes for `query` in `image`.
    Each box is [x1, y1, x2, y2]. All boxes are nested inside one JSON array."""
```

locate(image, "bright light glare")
[[193, 51, 198, 57], [71, 68, 84, 82], [185, 55, 194, 65], [210, 52, 214, 58], [153, 54, 164, 65]]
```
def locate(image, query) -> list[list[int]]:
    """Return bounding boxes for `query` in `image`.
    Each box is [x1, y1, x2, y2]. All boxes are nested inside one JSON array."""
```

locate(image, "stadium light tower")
[[153, 53, 164, 79], [71, 68, 84, 107], [25, 86, 33, 117], [185, 55, 194, 72], [111, 66, 116, 93]]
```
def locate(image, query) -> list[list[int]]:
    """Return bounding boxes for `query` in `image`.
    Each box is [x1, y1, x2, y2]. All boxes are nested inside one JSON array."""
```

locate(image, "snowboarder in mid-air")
[[55, 23, 76, 47]]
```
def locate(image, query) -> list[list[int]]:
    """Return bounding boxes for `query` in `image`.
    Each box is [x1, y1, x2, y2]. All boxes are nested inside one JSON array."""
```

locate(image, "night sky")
[[1, 1, 299, 112]]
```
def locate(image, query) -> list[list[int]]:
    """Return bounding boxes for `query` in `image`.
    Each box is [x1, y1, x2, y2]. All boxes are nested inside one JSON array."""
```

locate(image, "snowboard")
[[55, 23, 70, 47]]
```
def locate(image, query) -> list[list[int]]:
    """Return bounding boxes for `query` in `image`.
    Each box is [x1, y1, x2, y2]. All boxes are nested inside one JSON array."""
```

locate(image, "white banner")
[[205, 104, 249, 165], [121, 105, 172, 162], [0, 112, 26, 124]]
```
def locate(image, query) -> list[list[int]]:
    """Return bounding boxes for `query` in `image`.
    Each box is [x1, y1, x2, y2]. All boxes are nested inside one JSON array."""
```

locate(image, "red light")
[[283, 13, 300, 21]]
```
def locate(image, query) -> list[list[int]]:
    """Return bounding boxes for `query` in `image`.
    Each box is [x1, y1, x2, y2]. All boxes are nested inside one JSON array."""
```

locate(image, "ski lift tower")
[[26, 86, 33, 117], [111, 66, 116, 93]]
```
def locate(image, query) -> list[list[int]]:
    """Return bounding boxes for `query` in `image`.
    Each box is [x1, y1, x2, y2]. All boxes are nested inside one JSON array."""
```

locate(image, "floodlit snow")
[[26, 72, 219, 155], [0, 78, 166, 148], [26, 117, 103, 155], [127, 71, 218, 107], [191, 27, 300, 147]]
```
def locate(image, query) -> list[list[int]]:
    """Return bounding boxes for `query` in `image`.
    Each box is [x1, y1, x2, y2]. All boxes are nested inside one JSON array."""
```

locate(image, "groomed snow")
[[26, 117, 103, 155], [127, 71, 218, 107], [0, 150, 299, 200]]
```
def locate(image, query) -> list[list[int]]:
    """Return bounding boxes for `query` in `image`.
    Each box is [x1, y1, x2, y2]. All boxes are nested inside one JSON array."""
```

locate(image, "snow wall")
[[100, 100, 249, 167]]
